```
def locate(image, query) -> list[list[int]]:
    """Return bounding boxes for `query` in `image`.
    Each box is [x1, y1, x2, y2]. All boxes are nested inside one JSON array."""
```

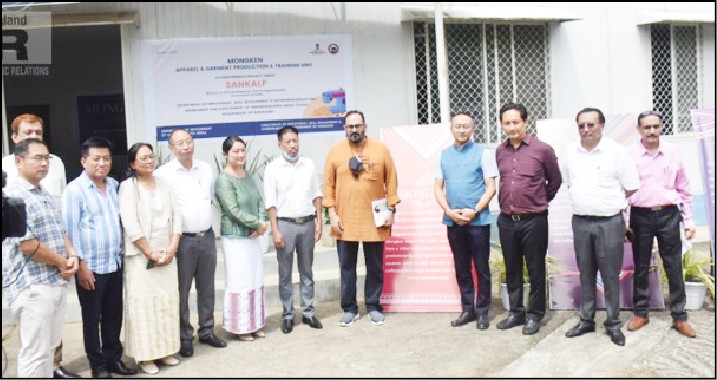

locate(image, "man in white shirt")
[[1, 113, 78, 379], [3, 114, 67, 210], [155, 129, 226, 357], [560, 107, 639, 347], [264, 126, 323, 334]]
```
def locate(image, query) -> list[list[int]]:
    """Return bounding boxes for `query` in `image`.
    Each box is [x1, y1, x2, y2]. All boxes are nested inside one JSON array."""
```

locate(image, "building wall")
[[5, 2, 715, 189]]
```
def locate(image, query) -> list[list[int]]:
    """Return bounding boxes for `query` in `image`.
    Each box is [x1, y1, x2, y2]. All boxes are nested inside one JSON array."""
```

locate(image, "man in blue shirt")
[[62, 137, 136, 378], [434, 112, 498, 330]]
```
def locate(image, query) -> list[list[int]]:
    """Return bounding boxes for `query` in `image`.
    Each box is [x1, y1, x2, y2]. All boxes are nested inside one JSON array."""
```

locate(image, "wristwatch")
[[388, 206, 396, 214]]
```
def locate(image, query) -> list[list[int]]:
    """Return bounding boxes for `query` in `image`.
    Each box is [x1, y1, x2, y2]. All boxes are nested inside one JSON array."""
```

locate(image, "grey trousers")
[[276, 220, 316, 320], [177, 229, 217, 341], [571, 214, 625, 329]]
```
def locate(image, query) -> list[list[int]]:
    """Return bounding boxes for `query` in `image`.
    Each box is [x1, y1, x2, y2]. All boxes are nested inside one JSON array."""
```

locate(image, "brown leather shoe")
[[626, 315, 650, 331], [672, 320, 697, 338]]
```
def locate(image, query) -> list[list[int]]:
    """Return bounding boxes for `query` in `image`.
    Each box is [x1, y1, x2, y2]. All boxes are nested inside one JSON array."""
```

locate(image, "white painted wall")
[[9, 2, 715, 185], [551, 2, 715, 120]]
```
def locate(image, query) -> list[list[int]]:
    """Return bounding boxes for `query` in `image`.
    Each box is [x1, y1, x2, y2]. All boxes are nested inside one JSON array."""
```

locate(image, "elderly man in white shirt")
[[264, 126, 324, 334], [155, 129, 226, 357], [560, 107, 639, 347]]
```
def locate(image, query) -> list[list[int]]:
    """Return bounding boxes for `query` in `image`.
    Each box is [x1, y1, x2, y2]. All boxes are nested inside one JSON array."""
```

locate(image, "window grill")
[[413, 22, 550, 143]]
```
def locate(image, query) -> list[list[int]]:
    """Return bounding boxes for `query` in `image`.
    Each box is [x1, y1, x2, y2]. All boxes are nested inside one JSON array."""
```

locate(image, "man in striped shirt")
[[62, 137, 136, 378], [2, 139, 79, 377]]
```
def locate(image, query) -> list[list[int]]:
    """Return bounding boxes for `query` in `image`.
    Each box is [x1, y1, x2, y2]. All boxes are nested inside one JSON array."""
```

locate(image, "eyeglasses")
[[23, 155, 51, 163], [345, 124, 364, 130], [137, 155, 156, 163], [171, 139, 194, 148], [640, 124, 662, 131], [577, 123, 600, 130]]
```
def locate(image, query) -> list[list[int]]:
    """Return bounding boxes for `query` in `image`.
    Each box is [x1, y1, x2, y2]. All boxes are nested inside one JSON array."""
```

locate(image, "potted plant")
[[489, 242, 567, 310], [489, 242, 529, 310], [671, 249, 715, 310]]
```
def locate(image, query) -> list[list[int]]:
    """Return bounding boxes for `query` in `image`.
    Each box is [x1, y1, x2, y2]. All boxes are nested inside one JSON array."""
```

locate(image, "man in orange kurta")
[[323, 110, 400, 327]]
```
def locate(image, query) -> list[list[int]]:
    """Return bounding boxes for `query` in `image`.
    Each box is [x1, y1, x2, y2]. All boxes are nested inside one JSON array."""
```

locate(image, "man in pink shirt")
[[626, 110, 697, 338]]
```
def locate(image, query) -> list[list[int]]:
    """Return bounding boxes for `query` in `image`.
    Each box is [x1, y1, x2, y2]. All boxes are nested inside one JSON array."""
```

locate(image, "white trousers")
[[10, 284, 67, 378]]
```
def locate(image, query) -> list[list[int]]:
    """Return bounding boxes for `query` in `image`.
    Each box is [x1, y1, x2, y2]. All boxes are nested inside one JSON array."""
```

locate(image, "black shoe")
[[496, 314, 526, 330], [54, 366, 81, 379], [91, 368, 111, 378], [282, 319, 294, 334], [179, 339, 194, 357], [302, 316, 323, 329], [522, 319, 540, 335], [476, 314, 489, 330], [565, 321, 596, 338], [607, 329, 626, 346], [107, 360, 137, 376], [450, 311, 477, 327], [199, 333, 227, 348]]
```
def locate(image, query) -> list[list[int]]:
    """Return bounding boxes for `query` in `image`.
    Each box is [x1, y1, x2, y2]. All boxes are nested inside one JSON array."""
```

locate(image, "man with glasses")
[[494, 103, 561, 335], [3, 139, 79, 377], [625, 111, 697, 338], [560, 108, 639, 346], [434, 112, 497, 330], [323, 110, 400, 326], [63, 137, 136, 378], [155, 129, 226, 356], [1, 113, 78, 378]]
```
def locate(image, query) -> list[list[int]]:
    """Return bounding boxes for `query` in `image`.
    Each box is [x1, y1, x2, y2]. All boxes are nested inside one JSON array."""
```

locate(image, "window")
[[651, 24, 702, 134], [414, 22, 550, 143]]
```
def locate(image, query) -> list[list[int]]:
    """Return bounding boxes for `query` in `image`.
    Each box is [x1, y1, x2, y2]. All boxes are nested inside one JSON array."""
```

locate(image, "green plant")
[[681, 249, 715, 298], [656, 249, 715, 299], [153, 142, 173, 169], [489, 241, 566, 283]]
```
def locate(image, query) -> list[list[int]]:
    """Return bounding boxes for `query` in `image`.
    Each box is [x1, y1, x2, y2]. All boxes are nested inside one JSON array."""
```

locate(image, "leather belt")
[[501, 212, 547, 222], [182, 228, 212, 237], [574, 214, 620, 221], [278, 215, 315, 224], [632, 205, 676, 212]]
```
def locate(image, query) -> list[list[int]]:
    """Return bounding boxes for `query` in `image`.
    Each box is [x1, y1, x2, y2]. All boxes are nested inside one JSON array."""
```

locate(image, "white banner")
[[141, 35, 354, 142]]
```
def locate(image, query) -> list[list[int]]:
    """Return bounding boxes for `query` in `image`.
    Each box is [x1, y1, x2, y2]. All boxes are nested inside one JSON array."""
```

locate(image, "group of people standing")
[[1, 102, 699, 378], [436, 104, 698, 347]]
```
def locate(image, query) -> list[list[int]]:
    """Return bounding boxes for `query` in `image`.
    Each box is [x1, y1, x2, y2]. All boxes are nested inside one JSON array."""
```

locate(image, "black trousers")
[[446, 225, 491, 316], [75, 269, 123, 371], [497, 213, 548, 320], [337, 241, 385, 313], [630, 206, 686, 320]]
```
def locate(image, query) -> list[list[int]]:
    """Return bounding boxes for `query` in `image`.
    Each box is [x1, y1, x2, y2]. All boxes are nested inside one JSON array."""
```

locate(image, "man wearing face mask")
[[323, 110, 400, 327], [263, 126, 324, 334]]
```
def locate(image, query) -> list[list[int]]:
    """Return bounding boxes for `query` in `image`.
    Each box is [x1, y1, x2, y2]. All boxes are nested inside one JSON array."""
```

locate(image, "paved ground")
[[2, 238, 715, 378]]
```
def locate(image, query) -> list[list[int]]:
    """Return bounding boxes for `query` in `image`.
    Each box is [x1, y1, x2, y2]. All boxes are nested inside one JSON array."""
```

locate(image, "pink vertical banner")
[[538, 114, 664, 309], [379, 124, 463, 312], [690, 109, 715, 259]]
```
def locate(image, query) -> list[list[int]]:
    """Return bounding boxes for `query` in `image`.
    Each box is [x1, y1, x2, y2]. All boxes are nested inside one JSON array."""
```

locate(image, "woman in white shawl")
[[118, 142, 182, 374]]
